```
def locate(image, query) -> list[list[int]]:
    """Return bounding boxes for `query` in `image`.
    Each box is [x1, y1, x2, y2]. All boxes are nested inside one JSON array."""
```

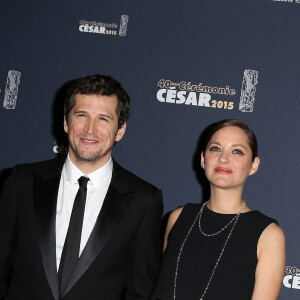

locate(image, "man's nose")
[[85, 119, 97, 135]]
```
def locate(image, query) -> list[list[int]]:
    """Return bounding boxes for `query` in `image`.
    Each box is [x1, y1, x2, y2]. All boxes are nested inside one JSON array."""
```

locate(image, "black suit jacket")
[[0, 157, 163, 300]]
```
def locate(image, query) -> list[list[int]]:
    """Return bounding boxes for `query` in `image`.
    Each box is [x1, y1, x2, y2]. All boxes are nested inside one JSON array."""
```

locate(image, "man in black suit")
[[0, 75, 163, 300]]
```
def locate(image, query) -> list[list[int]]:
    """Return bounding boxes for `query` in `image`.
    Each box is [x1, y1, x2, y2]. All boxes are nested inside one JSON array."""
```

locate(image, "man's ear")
[[249, 157, 260, 176], [115, 122, 127, 142], [200, 152, 205, 169], [64, 116, 69, 133]]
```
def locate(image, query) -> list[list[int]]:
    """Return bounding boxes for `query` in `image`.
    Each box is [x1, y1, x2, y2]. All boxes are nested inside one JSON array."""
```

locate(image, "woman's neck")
[[208, 186, 249, 213]]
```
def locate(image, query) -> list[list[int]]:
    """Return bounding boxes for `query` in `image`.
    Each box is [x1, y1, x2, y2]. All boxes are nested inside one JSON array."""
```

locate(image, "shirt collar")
[[64, 154, 113, 188]]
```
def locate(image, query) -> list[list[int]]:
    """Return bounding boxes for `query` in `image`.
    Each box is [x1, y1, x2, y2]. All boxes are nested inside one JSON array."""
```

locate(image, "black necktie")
[[58, 176, 89, 296]]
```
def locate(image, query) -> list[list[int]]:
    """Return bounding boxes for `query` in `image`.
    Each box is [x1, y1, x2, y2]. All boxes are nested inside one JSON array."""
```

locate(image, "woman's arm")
[[251, 223, 286, 300], [163, 207, 183, 252]]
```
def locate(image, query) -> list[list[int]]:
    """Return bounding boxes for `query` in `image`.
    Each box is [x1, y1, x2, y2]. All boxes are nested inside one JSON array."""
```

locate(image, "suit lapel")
[[62, 177, 133, 297], [33, 158, 65, 300]]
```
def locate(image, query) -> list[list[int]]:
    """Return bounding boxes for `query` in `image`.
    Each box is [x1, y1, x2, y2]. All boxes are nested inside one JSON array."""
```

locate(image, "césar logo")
[[283, 266, 300, 289]]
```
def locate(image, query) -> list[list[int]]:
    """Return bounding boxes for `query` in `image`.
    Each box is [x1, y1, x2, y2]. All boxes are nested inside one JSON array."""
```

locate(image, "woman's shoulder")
[[242, 210, 285, 254], [256, 221, 286, 282], [169, 203, 201, 222], [168, 203, 202, 233], [246, 209, 278, 228], [260, 222, 285, 240], [163, 203, 201, 251], [168, 206, 184, 226], [255, 211, 285, 248]]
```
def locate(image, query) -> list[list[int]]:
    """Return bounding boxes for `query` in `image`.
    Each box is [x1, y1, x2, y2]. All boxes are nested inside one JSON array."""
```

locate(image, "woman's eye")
[[210, 146, 220, 152], [233, 149, 243, 155]]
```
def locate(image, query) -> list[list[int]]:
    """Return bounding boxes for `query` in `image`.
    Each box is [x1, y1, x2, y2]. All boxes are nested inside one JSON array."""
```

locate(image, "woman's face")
[[201, 126, 260, 190]]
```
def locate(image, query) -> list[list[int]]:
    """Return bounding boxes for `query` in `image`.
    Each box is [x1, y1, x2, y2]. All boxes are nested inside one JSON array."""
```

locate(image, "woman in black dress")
[[152, 119, 286, 300]]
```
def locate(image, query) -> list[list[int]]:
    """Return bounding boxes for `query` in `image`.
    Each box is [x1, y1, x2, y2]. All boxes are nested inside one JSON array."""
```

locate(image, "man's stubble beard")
[[68, 140, 114, 165]]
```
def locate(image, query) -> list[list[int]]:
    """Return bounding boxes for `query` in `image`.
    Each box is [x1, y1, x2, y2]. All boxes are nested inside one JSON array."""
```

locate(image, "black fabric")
[[58, 176, 89, 296], [152, 203, 277, 300], [0, 158, 163, 300]]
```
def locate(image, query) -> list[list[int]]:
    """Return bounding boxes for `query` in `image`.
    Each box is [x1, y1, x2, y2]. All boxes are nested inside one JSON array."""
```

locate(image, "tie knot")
[[78, 176, 89, 188]]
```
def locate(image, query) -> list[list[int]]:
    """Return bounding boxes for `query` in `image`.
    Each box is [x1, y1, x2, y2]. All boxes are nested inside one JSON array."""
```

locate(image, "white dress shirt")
[[55, 155, 113, 270]]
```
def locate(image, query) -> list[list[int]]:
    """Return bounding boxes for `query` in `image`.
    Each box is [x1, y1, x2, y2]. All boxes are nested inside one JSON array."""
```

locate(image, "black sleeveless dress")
[[151, 203, 277, 300]]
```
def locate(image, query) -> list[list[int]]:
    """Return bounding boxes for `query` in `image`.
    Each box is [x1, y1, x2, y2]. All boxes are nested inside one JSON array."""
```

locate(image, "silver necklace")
[[198, 201, 246, 236], [173, 201, 245, 300]]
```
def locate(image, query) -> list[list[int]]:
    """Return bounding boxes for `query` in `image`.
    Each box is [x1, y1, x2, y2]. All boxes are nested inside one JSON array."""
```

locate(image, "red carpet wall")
[[0, 0, 299, 298]]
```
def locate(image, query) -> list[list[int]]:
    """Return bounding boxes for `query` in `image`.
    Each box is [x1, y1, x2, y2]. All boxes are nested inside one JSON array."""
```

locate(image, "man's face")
[[64, 93, 126, 171]]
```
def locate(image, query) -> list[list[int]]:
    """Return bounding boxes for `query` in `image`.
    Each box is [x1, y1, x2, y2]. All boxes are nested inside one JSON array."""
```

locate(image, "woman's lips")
[[214, 167, 232, 174]]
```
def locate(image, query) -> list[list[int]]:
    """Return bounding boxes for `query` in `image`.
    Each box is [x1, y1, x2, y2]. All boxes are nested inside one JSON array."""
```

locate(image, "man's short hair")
[[64, 75, 130, 129]]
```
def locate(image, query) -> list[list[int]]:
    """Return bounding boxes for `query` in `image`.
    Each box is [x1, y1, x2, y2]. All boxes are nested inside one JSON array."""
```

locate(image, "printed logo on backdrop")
[[283, 265, 300, 290], [239, 69, 258, 112], [3, 70, 21, 109], [271, 0, 300, 3], [156, 69, 259, 113], [79, 15, 129, 37], [53, 140, 68, 154]]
